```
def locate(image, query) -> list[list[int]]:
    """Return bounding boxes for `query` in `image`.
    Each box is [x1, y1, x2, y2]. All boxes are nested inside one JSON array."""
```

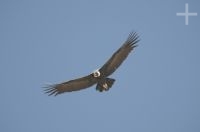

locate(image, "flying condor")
[[44, 32, 139, 96]]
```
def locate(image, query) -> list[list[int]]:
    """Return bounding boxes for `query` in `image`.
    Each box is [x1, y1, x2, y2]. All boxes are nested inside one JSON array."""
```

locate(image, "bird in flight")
[[44, 32, 139, 96]]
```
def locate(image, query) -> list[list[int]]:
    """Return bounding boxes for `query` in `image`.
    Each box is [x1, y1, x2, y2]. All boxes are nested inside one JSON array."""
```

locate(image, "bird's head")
[[92, 69, 101, 77]]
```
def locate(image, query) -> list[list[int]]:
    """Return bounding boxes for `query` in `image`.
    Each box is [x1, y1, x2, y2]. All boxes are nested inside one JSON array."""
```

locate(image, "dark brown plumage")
[[44, 32, 139, 96]]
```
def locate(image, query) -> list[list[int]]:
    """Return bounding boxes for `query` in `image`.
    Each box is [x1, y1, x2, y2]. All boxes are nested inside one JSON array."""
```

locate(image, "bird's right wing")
[[44, 74, 97, 96]]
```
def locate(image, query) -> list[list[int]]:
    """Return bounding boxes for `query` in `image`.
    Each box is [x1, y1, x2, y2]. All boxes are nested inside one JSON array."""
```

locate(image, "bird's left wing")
[[99, 32, 139, 77], [44, 74, 97, 96]]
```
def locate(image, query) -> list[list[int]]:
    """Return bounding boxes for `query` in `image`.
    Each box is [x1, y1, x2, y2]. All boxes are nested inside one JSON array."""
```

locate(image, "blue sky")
[[0, 0, 200, 132]]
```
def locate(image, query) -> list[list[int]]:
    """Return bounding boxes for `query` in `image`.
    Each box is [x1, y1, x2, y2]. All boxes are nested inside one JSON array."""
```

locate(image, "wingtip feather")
[[43, 84, 59, 96], [125, 31, 140, 50]]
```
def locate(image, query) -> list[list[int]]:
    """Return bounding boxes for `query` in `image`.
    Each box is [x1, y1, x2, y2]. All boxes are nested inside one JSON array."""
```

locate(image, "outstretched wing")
[[44, 74, 97, 96], [99, 32, 139, 77]]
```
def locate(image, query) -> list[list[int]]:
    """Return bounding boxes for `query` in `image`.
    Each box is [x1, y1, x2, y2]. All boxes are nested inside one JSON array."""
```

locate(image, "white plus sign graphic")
[[176, 3, 198, 25]]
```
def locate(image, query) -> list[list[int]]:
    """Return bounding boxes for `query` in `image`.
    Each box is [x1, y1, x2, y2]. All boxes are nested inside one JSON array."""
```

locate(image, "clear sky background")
[[0, 0, 200, 132]]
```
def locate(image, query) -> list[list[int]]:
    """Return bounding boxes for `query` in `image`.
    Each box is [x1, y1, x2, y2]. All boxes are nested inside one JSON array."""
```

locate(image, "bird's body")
[[44, 32, 139, 96]]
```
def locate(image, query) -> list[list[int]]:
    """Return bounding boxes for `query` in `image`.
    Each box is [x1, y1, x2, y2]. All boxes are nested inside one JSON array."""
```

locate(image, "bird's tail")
[[96, 78, 115, 92]]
